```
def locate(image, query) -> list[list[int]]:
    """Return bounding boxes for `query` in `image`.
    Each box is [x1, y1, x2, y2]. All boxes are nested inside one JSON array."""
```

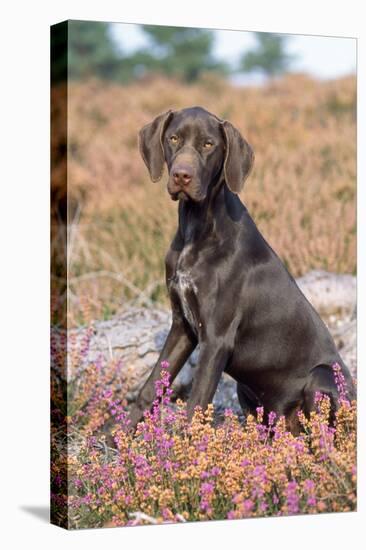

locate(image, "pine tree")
[[241, 33, 294, 76], [133, 26, 228, 82], [67, 21, 121, 80]]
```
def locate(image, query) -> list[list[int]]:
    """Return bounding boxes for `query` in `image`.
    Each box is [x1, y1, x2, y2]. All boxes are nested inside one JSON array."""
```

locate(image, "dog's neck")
[[178, 174, 228, 244]]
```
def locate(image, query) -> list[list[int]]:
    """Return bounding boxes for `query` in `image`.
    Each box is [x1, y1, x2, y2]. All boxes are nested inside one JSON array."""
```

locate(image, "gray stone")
[[297, 270, 356, 316]]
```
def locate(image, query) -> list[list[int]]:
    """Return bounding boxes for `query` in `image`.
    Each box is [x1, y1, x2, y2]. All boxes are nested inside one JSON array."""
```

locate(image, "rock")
[[70, 271, 356, 413], [328, 317, 357, 377], [71, 307, 195, 402], [297, 270, 356, 316]]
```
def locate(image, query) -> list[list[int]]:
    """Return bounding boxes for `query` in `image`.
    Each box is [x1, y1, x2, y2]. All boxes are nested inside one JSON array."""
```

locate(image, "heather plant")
[[51, 346, 356, 529]]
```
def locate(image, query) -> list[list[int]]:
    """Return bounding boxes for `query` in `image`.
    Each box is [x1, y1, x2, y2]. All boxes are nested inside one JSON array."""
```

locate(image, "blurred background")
[[51, 21, 356, 325]]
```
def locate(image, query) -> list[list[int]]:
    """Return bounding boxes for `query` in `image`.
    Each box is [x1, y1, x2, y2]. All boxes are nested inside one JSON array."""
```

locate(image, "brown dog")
[[129, 106, 355, 433]]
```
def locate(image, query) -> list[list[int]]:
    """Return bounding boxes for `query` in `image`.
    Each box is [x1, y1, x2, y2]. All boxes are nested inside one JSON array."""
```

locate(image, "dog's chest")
[[169, 246, 200, 332]]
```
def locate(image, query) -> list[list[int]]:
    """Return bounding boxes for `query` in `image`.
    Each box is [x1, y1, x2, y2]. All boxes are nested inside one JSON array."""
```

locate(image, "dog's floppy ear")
[[221, 120, 254, 193], [138, 110, 173, 182]]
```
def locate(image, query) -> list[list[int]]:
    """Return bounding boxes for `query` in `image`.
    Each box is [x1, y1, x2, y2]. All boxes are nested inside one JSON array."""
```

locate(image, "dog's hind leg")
[[237, 382, 261, 419], [303, 363, 355, 423]]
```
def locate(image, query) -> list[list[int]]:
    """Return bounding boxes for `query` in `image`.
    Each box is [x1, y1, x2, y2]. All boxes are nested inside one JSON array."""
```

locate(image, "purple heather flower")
[[161, 508, 172, 521], [303, 479, 315, 492], [314, 391, 323, 404], [82, 494, 93, 505], [243, 499, 254, 515], [332, 362, 350, 405], [197, 435, 209, 452], [285, 481, 299, 514], [259, 501, 268, 513], [163, 460, 173, 471], [200, 482, 214, 495]]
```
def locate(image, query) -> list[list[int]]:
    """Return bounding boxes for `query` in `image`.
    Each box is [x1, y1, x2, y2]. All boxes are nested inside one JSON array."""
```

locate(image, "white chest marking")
[[174, 269, 198, 331]]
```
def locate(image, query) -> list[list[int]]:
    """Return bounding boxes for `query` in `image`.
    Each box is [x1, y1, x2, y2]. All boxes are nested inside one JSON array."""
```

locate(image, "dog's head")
[[139, 106, 254, 202]]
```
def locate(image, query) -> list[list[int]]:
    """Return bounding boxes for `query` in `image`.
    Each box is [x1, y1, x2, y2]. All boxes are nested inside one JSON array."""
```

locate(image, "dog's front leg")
[[186, 344, 230, 421], [128, 315, 197, 430]]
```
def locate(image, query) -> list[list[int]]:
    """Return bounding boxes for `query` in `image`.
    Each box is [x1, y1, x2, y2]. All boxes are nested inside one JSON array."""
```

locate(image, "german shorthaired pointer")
[[128, 106, 355, 433]]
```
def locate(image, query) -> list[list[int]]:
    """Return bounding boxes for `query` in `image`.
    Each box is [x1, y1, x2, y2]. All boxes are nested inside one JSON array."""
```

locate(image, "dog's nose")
[[173, 166, 193, 186]]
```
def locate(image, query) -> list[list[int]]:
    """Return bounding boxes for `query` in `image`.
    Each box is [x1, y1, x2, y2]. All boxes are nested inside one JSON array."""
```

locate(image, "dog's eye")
[[170, 135, 179, 144], [203, 140, 214, 149]]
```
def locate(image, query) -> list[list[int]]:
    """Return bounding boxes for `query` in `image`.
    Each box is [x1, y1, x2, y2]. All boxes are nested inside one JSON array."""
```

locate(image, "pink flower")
[[314, 391, 324, 404], [243, 499, 254, 515], [200, 482, 214, 495], [332, 362, 350, 405], [268, 411, 277, 426], [163, 460, 173, 471], [303, 478, 316, 507], [285, 481, 299, 514]]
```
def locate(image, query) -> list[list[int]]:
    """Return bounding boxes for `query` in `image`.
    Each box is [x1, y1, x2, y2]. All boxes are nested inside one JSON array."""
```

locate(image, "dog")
[[128, 106, 355, 434]]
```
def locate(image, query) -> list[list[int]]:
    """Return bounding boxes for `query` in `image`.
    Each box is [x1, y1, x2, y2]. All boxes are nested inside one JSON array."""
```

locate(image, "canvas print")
[[50, 20, 357, 529]]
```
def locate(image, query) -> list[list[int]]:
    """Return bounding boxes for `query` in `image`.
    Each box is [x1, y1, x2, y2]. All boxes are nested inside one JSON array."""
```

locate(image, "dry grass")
[[60, 73, 356, 324]]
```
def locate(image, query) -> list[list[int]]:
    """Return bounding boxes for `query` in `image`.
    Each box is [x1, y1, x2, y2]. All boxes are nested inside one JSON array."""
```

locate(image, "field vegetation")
[[55, 74, 356, 323]]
